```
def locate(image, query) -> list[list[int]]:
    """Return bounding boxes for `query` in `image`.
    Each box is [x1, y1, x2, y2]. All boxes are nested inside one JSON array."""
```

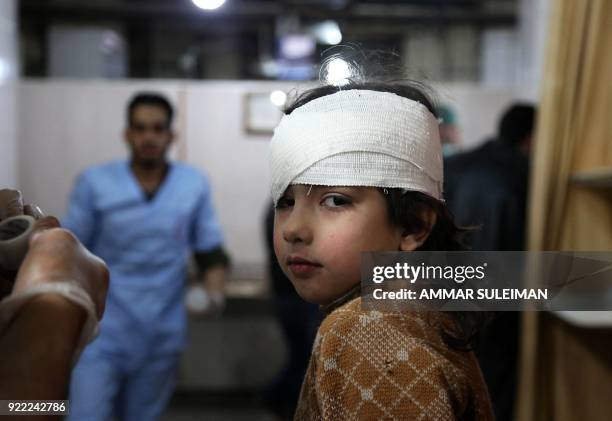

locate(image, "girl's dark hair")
[[284, 81, 437, 116], [384, 189, 491, 350], [284, 80, 490, 350]]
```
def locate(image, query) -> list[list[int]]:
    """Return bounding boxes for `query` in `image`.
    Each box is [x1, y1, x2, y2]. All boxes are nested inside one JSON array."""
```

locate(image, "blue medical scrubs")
[[63, 160, 224, 421]]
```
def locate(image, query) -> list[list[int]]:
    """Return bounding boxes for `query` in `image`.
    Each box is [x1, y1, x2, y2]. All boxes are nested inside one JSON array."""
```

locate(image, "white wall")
[[481, 29, 520, 87], [0, 0, 17, 187], [19, 79, 518, 269], [434, 83, 516, 149], [517, 0, 552, 100], [181, 81, 299, 269]]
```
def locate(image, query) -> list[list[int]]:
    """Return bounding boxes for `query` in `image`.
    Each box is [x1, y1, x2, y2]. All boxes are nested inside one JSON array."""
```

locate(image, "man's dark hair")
[[498, 103, 536, 145], [127, 93, 174, 128], [284, 80, 488, 350]]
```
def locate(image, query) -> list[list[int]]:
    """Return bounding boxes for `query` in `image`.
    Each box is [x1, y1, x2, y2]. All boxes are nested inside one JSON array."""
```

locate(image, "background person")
[[437, 104, 461, 157], [444, 104, 537, 421], [64, 93, 230, 421]]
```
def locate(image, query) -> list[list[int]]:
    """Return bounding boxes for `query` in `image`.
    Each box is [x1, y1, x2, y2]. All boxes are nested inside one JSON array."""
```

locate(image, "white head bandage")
[[269, 89, 443, 203]]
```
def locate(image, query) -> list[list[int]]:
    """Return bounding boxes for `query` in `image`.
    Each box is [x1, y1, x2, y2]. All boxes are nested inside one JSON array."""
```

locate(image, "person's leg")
[[119, 354, 180, 421], [67, 351, 122, 421]]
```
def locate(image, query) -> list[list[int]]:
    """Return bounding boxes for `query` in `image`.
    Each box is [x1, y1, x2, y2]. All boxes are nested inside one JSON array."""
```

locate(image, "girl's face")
[[274, 185, 428, 305]]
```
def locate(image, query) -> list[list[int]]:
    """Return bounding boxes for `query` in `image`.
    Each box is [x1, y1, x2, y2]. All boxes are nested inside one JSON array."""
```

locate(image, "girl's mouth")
[[287, 256, 323, 278]]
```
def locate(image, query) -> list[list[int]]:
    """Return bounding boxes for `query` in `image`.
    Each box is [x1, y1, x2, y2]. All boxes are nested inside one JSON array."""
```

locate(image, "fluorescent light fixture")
[[192, 0, 226, 11]]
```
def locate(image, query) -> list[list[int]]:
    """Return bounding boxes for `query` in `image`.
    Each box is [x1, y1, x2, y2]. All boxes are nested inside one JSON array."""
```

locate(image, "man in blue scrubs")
[[64, 93, 229, 420]]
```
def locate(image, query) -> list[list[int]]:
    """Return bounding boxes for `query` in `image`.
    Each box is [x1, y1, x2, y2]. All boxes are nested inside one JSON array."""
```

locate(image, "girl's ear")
[[399, 209, 437, 251]]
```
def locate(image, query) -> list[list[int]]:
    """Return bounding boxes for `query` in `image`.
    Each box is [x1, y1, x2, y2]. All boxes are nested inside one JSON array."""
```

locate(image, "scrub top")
[[63, 160, 224, 359]]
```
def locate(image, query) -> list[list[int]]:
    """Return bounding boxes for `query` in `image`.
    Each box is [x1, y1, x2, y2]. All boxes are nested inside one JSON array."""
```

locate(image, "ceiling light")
[[312, 21, 342, 45], [192, 0, 226, 11]]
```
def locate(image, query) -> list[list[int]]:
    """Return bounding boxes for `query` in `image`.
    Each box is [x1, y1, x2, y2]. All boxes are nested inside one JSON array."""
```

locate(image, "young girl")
[[269, 81, 494, 420]]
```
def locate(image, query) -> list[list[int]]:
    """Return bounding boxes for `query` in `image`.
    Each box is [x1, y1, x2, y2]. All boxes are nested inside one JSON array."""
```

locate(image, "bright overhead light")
[[192, 0, 226, 11], [270, 90, 287, 108], [324, 57, 352, 86], [313, 21, 342, 45]]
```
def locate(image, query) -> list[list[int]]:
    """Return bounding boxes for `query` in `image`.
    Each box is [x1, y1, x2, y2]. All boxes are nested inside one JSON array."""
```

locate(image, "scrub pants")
[[67, 350, 179, 421]]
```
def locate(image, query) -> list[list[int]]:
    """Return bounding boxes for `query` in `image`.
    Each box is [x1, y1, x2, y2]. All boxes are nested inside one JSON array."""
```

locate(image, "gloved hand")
[[185, 284, 226, 317], [0, 189, 109, 360]]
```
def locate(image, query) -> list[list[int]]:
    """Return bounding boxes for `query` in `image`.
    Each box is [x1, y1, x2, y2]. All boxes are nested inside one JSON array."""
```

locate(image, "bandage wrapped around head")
[[269, 89, 443, 204]]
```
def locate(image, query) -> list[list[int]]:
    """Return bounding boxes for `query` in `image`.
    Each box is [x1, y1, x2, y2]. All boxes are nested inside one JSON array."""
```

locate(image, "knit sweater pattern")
[[294, 297, 494, 420]]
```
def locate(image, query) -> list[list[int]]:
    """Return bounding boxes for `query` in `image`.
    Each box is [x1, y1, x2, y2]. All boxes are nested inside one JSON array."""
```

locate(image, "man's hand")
[[0, 189, 54, 297], [13, 226, 109, 320], [186, 265, 227, 317], [0, 189, 109, 317], [0, 189, 26, 297], [0, 189, 110, 401]]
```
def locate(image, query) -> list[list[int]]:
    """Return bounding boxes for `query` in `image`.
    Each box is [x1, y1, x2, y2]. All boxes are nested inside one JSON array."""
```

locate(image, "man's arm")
[[0, 295, 85, 399], [190, 176, 230, 312], [0, 225, 109, 402]]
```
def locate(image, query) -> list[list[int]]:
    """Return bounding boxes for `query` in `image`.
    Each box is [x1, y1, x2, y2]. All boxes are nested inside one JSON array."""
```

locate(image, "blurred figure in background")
[[264, 205, 320, 419], [437, 104, 461, 157], [63, 93, 230, 421], [444, 103, 537, 421], [445, 104, 534, 250]]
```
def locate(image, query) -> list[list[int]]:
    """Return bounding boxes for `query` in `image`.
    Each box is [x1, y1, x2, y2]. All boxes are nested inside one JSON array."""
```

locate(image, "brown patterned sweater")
[[294, 296, 494, 420]]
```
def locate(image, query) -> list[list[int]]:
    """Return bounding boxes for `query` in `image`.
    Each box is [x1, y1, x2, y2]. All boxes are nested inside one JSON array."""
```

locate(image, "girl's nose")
[[282, 208, 313, 245]]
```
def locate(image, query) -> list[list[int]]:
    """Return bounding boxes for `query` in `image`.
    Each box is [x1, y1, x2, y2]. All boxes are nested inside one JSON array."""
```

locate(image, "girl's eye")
[[275, 196, 294, 209], [322, 194, 351, 208]]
